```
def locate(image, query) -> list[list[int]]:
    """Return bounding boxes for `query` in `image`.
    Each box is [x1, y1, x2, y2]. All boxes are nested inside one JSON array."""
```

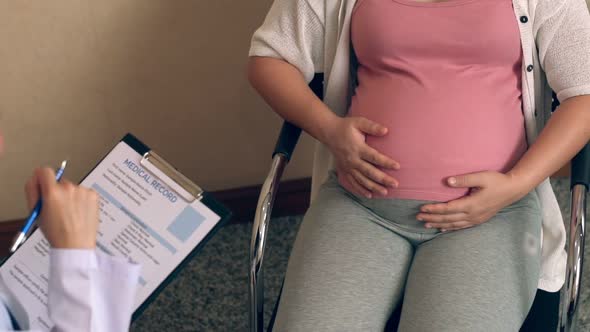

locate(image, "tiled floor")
[[131, 178, 589, 331]]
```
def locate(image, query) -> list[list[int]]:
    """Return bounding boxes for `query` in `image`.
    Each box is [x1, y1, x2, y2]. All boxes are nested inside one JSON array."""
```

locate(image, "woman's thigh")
[[274, 184, 414, 332], [398, 191, 543, 332]]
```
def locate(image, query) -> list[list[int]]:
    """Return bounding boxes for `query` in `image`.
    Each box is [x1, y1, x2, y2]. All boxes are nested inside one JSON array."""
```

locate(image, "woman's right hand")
[[247, 57, 399, 197], [323, 116, 400, 198]]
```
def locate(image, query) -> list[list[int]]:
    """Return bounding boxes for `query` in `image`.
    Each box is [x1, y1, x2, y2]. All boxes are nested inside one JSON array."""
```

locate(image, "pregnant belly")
[[342, 85, 527, 202]]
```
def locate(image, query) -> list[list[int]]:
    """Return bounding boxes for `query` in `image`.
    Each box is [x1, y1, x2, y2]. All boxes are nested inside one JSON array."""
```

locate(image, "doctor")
[[0, 134, 141, 331]]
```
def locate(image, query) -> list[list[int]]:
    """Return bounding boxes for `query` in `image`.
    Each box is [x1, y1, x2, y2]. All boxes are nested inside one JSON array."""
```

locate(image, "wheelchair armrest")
[[250, 72, 324, 332], [272, 73, 324, 161], [571, 142, 590, 189], [250, 153, 288, 332], [250, 118, 304, 331], [558, 142, 589, 331], [273, 122, 302, 162]]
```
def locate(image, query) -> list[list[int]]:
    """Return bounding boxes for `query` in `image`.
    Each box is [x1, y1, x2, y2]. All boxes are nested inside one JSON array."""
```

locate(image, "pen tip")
[[61, 160, 68, 169]]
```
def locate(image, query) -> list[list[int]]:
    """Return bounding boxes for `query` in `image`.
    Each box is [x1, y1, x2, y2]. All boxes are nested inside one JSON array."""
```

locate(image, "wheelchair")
[[249, 73, 589, 332]]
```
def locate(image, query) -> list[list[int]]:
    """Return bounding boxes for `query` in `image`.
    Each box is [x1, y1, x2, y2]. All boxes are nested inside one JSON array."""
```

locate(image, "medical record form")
[[0, 134, 230, 330]]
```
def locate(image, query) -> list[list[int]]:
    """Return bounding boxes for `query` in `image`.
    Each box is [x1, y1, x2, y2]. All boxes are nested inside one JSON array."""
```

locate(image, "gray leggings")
[[274, 172, 542, 331]]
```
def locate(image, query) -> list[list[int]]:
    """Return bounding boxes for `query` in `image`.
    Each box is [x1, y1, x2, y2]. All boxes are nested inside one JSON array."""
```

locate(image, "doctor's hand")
[[415, 171, 528, 231], [25, 167, 99, 249], [323, 116, 400, 198]]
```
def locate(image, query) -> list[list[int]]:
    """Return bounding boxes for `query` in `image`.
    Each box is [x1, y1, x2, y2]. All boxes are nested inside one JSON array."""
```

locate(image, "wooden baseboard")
[[0, 178, 312, 255], [213, 177, 311, 222]]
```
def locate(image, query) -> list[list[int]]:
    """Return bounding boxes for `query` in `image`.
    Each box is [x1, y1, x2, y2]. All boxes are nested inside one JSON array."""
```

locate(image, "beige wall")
[[0, 1, 316, 221], [2, 1, 588, 221]]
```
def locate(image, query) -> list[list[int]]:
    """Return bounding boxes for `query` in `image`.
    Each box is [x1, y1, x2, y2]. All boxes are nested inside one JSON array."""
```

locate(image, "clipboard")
[[0, 133, 232, 328], [117, 134, 232, 321]]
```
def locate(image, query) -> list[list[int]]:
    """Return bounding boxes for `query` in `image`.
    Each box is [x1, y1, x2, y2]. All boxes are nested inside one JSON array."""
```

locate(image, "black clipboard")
[[118, 134, 232, 321], [1, 133, 232, 325], [121, 134, 232, 321]]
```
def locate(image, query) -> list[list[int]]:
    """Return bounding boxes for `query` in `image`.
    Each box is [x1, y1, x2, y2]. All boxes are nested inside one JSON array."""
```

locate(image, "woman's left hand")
[[416, 171, 528, 232]]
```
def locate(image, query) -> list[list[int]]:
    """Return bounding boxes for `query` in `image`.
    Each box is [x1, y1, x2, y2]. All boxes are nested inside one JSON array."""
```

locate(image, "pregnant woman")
[[248, 0, 590, 330]]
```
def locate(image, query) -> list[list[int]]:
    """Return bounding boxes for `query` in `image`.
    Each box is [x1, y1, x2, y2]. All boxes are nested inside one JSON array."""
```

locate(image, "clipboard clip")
[[140, 151, 204, 203]]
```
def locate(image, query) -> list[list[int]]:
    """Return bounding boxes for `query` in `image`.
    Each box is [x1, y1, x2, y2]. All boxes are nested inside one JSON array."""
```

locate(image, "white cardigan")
[[249, 0, 590, 292]]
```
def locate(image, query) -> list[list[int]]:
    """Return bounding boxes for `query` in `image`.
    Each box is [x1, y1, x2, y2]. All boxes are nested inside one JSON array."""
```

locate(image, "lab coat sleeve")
[[47, 249, 140, 332], [0, 298, 17, 331]]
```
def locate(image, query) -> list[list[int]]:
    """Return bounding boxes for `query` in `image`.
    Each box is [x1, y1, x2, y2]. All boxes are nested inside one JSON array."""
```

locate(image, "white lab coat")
[[0, 249, 140, 332]]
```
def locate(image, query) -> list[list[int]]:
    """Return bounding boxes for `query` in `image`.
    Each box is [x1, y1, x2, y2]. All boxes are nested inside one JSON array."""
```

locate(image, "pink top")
[[341, 0, 527, 201]]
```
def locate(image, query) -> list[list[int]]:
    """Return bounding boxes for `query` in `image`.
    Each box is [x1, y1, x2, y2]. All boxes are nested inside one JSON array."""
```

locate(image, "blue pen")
[[10, 160, 68, 253]]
